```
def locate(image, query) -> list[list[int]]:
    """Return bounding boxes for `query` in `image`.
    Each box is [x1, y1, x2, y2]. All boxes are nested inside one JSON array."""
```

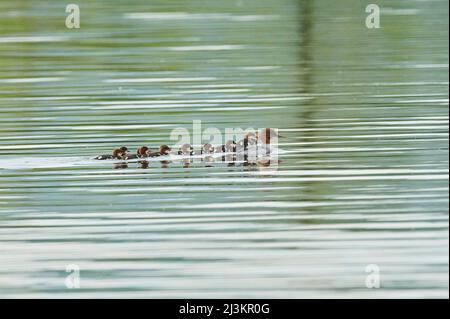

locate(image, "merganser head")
[[258, 128, 280, 145], [202, 143, 214, 154], [245, 132, 257, 140], [119, 146, 129, 153], [159, 144, 171, 155], [137, 146, 149, 156]]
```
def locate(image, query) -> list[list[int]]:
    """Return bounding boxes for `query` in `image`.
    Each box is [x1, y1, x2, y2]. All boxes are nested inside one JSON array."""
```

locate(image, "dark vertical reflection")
[[297, 0, 325, 205], [297, 0, 316, 140], [299, 0, 314, 95], [297, 0, 317, 122]]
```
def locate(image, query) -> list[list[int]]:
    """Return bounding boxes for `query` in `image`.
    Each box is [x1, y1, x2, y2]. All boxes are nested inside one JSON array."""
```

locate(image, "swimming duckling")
[[222, 140, 237, 162], [94, 146, 128, 160], [236, 132, 257, 153], [200, 143, 215, 164], [124, 146, 150, 160], [137, 146, 150, 157], [178, 143, 194, 156], [146, 144, 171, 157], [213, 140, 237, 154], [224, 140, 237, 152], [202, 143, 215, 154], [215, 145, 225, 153]]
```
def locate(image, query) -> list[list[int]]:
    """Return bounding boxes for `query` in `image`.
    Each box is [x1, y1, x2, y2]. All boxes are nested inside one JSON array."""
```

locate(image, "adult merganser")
[[235, 128, 280, 152], [257, 128, 281, 155], [94, 146, 128, 160], [258, 128, 280, 145], [146, 144, 171, 157]]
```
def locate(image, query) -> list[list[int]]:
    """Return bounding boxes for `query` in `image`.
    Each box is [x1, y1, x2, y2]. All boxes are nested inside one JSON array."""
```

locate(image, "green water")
[[0, 0, 448, 298]]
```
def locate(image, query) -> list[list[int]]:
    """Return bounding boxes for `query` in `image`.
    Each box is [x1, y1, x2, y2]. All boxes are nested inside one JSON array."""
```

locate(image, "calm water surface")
[[0, 0, 448, 298]]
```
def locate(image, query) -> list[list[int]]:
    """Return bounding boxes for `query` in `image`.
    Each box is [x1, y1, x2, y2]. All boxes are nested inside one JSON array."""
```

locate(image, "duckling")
[[215, 145, 225, 153], [124, 146, 150, 160], [222, 140, 237, 162], [137, 146, 150, 157], [200, 143, 215, 164], [236, 132, 257, 153], [202, 143, 215, 154], [94, 146, 128, 160], [146, 144, 171, 157], [178, 143, 194, 156], [212, 140, 236, 154], [224, 140, 237, 153]]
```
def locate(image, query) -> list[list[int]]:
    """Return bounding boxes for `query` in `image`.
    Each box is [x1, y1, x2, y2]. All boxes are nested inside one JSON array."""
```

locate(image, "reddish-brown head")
[[137, 146, 149, 156], [258, 128, 280, 145], [159, 145, 171, 155], [245, 131, 257, 140], [112, 148, 126, 158]]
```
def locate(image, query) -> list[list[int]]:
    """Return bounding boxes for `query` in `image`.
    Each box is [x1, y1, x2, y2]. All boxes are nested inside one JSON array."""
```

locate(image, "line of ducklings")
[[94, 142, 235, 161], [94, 145, 172, 160], [94, 128, 279, 161]]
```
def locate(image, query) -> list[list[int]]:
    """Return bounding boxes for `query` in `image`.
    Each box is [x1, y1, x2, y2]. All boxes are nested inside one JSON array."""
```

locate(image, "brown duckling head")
[[245, 131, 257, 140], [159, 144, 171, 155], [137, 146, 149, 156], [112, 148, 126, 159], [202, 143, 214, 153], [179, 143, 193, 154]]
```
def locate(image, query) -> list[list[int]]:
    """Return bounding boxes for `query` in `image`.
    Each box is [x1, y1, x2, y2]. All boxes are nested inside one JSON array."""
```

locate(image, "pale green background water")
[[0, 0, 448, 298]]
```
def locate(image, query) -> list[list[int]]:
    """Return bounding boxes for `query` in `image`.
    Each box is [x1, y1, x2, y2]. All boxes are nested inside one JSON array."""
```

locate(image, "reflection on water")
[[0, 0, 448, 298]]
